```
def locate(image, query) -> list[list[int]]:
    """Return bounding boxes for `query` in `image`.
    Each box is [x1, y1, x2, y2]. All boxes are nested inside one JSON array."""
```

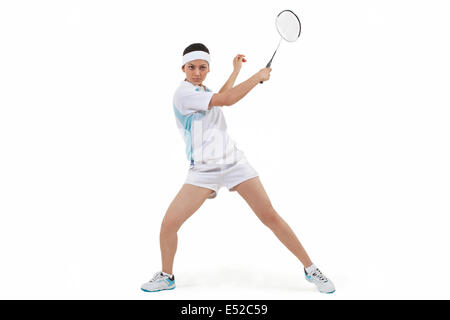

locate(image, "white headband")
[[182, 50, 211, 66]]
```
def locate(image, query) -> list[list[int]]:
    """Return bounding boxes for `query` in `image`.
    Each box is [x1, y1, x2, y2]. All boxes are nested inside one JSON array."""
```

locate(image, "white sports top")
[[173, 80, 244, 166]]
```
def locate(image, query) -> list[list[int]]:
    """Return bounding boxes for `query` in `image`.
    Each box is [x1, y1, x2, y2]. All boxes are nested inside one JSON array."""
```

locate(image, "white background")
[[1, 0, 449, 299]]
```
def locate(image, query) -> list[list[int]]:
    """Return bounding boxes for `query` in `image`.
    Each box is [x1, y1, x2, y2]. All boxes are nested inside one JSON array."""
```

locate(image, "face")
[[182, 59, 210, 86]]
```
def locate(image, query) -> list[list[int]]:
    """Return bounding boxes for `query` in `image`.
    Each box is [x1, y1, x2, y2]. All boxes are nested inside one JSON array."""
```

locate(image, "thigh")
[[233, 176, 275, 217], [162, 183, 214, 231]]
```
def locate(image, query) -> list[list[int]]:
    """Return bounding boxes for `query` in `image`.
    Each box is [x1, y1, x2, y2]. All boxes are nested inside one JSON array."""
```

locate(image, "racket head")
[[276, 10, 301, 42]]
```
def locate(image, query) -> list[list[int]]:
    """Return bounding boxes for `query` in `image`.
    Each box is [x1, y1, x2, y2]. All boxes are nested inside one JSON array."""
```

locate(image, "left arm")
[[219, 70, 239, 94], [218, 54, 246, 94]]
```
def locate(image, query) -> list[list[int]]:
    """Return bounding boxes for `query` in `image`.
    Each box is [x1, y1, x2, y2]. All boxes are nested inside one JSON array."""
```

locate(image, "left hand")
[[233, 54, 246, 72]]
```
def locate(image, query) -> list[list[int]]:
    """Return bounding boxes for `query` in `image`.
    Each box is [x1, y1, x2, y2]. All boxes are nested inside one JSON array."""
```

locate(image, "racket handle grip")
[[260, 62, 272, 84]]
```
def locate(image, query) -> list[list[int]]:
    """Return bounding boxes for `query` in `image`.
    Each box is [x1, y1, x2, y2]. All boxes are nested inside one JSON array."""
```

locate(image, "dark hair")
[[183, 43, 210, 56]]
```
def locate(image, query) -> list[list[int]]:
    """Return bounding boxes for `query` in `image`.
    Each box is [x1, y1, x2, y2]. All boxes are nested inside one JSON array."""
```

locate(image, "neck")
[[185, 79, 203, 87]]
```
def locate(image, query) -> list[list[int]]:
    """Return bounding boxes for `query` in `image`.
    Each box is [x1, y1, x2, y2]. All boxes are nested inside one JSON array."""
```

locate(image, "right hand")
[[257, 67, 272, 82], [233, 54, 246, 73]]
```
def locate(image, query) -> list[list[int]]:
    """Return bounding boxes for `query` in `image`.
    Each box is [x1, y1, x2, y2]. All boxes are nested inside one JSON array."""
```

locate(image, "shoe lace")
[[311, 268, 328, 283], [149, 271, 165, 282]]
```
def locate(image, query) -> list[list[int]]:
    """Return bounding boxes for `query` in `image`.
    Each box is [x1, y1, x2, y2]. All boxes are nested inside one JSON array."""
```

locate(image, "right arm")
[[208, 68, 271, 108]]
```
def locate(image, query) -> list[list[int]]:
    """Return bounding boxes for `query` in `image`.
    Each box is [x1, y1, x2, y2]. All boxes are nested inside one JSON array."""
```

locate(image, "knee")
[[160, 214, 181, 235], [259, 207, 280, 228]]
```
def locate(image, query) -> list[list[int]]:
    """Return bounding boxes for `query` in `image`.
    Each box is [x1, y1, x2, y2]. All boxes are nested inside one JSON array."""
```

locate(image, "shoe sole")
[[305, 275, 335, 294], [141, 286, 176, 292]]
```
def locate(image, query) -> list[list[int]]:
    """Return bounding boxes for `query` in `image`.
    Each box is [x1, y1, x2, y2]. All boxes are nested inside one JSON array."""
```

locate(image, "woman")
[[141, 43, 335, 294]]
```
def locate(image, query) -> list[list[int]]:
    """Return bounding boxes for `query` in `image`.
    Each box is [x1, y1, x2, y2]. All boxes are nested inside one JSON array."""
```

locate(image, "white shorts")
[[184, 156, 259, 199]]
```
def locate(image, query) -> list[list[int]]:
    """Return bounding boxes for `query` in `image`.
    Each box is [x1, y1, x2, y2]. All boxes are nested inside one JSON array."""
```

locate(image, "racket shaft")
[[260, 38, 281, 83], [266, 49, 277, 67]]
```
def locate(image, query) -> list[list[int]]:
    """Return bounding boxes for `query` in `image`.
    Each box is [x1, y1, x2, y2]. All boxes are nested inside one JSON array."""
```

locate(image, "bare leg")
[[160, 183, 214, 274], [233, 176, 313, 268]]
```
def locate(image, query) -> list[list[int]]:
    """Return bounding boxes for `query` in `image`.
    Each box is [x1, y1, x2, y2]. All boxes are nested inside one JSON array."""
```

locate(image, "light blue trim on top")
[[194, 86, 211, 92], [174, 83, 210, 164], [173, 105, 194, 162]]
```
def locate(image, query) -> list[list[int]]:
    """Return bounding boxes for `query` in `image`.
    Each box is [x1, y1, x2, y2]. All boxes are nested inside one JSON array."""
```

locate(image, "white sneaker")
[[304, 267, 335, 294], [141, 271, 176, 292]]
